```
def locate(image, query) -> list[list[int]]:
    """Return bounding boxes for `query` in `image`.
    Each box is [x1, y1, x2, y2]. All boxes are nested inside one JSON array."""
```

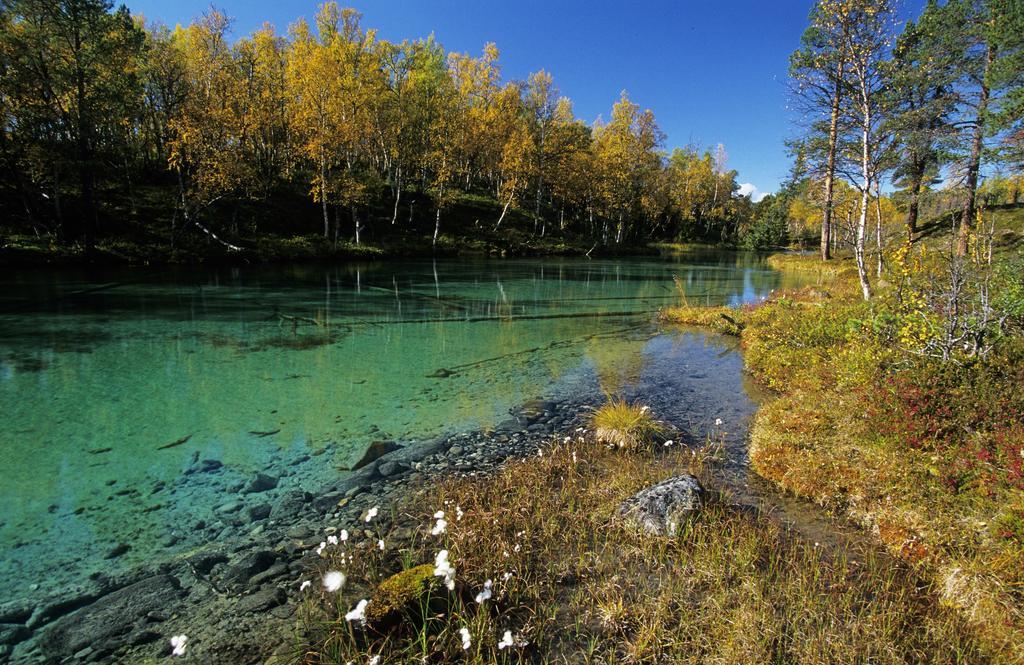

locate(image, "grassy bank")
[[662, 236, 1024, 658], [292, 414, 985, 664]]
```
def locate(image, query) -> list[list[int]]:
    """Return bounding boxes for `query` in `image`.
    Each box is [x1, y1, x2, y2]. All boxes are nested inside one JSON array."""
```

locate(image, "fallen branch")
[[720, 313, 745, 330], [192, 220, 244, 252]]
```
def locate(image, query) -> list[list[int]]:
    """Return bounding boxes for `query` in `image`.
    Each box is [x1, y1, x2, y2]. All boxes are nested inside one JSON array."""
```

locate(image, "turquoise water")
[[0, 252, 801, 604]]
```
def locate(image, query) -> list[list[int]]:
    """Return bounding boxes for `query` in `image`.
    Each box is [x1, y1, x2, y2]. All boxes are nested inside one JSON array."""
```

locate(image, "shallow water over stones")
[[0, 253, 810, 663]]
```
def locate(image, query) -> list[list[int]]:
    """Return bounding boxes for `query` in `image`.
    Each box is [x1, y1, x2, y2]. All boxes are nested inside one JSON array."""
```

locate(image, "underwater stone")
[[224, 549, 278, 584], [377, 460, 405, 477], [103, 543, 130, 559], [352, 440, 402, 470], [247, 503, 272, 521], [0, 623, 28, 647], [242, 473, 278, 494], [186, 551, 227, 575], [216, 501, 243, 514], [40, 575, 184, 658]]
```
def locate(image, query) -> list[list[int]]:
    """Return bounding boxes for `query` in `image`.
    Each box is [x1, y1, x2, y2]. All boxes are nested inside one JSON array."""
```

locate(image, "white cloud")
[[737, 183, 768, 203]]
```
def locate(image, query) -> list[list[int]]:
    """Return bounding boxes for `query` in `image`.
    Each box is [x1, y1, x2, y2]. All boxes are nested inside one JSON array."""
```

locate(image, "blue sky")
[[125, 0, 923, 199]]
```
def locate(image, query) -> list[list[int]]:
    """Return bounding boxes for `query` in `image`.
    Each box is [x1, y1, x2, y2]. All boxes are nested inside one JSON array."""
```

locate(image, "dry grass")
[[293, 432, 986, 664], [590, 400, 666, 451], [665, 251, 1024, 660], [765, 252, 860, 279]]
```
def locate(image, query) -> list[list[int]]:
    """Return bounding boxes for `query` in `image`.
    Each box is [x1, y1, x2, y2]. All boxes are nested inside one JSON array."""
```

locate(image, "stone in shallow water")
[[103, 543, 130, 559], [378, 460, 406, 477], [247, 503, 272, 522], [40, 575, 184, 658], [351, 440, 402, 470], [225, 549, 279, 584], [187, 550, 228, 575], [0, 623, 28, 647], [242, 472, 278, 494], [618, 474, 706, 536]]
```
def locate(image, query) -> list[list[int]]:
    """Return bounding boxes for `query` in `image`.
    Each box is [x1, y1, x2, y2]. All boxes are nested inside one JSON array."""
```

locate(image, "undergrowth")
[[663, 248, 1024, 660], [293, 427, 985, 664]]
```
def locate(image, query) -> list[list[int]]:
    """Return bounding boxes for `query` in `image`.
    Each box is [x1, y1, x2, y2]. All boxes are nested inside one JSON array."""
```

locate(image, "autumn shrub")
[[668, 250, 1024, 657]]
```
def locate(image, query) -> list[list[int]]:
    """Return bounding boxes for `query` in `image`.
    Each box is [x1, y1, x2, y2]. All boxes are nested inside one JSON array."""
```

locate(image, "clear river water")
[[0, 251, 808, 608]]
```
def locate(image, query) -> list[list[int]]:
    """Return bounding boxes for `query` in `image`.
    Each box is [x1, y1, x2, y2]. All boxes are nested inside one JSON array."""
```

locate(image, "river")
[[0, 251, 806, 614]]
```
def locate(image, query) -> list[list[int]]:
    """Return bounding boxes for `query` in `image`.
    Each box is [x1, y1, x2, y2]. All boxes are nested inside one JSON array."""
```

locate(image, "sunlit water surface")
[[0, 252, 806, 605]]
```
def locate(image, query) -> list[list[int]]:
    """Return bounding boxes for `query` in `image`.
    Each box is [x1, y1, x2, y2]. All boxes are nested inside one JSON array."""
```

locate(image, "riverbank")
[[0, 192, 661, 268], [2, 323, 981, 664], [663, 251, 1024, 660], [291, 403, 983, 664], [0, 395, 596, 664]]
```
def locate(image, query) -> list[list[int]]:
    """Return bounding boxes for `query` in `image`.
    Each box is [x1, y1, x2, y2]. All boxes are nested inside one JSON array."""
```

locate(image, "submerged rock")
[[351, 440, 402, 470], [104, 543, 131, 559], [224, 549, 279, 585], [242, 472, 278, 494], [41, 575, 184, 659], [618, 475, 706, 536], [246, 503, 272, 522]]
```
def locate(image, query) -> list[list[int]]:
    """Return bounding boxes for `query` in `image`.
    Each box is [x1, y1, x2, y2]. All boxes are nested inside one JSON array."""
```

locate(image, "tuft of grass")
[[293, 435, 987, 664], [590, 400, 666, 451]]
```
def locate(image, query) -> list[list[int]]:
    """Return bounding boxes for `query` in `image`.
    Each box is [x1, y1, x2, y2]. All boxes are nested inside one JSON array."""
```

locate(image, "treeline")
[[0, 0, 754, 254], [778, 0, 1023, 299]]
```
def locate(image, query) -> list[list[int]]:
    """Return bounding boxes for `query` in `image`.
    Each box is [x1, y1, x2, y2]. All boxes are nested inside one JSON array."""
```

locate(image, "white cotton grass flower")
[[316, 541, 327, 556], [377, 539, 385, 551], [497, 630, 528, 649], [715, 418, 723, 427], [323, 570, 346, 592], [169, 634, 188, 657], [456, 506, 464, 521], [664, 439, 674, 447], [299, 580, 311, 592], [475, 579, 493, 603], [340, 529, 349, 541], [344, 598, 369, 625], [368, 656, 380, 665], [327, 535, 339, 546], [431, 511, 448, 536], [459, 626, 472, 650], [640, 405, 651, 413], [364, 506, 379, 523], [433, 550, 456, 590], [502, 571, 513, 581]]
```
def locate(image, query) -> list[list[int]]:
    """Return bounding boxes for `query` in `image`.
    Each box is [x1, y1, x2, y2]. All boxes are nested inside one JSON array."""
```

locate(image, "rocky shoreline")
[[1, 396, 591, 665]]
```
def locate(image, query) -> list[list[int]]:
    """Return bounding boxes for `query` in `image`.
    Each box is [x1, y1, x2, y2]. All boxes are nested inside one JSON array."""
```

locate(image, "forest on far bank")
[[0, 0, 762, 261], [0, 0, 1021, 263]]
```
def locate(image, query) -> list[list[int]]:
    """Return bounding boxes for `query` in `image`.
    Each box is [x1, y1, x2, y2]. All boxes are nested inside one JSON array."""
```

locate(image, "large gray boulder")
[[618, 474, 706, 536]]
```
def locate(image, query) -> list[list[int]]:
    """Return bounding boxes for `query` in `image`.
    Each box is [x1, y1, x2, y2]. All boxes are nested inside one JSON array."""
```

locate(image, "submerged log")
[[157, 434, 193, 450]]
